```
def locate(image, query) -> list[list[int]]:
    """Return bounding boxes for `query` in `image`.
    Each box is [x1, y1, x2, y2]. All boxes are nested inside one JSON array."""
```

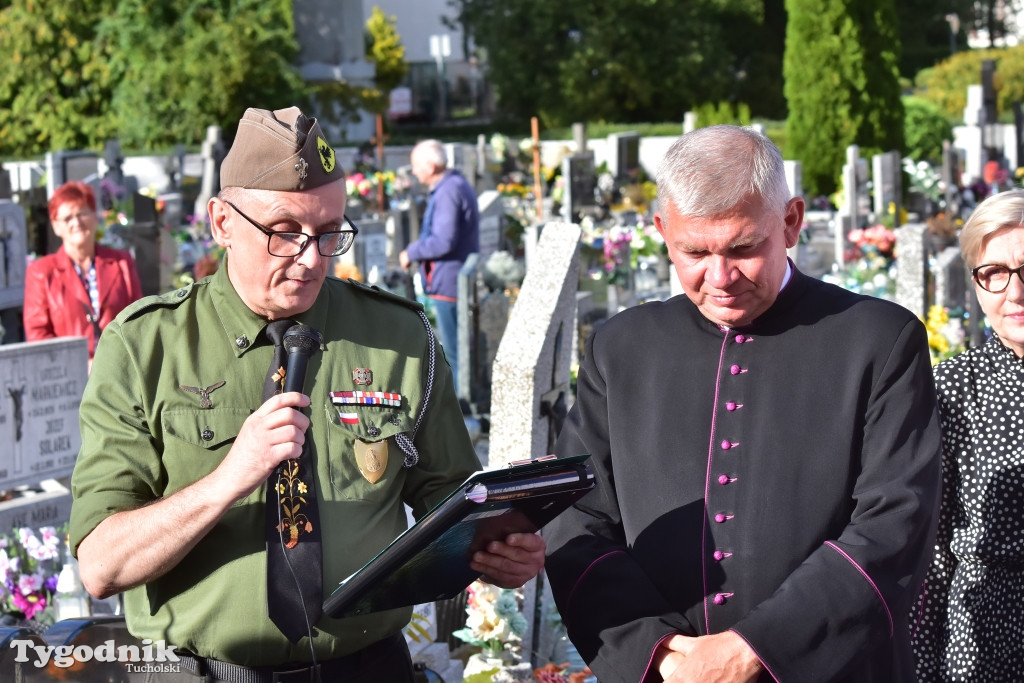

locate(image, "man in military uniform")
[[69, 106, 544, 682]]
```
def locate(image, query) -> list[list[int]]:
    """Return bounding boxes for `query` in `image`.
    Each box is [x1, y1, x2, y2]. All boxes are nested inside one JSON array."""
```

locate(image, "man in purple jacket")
[[400, 139, 479, 392]]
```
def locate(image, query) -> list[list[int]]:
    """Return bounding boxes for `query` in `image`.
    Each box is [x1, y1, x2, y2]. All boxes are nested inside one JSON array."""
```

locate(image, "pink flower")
[[11, 589, 46, 619]]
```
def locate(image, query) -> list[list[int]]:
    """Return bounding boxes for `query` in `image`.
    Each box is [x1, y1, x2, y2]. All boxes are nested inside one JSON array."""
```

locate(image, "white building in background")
[[360, 0, 485, 122], [361, 0, 468, 62]]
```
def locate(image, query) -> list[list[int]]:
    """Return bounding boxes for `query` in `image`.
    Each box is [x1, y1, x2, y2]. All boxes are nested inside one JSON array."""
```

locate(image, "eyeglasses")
[[54, 211, 95, 225], [972, 263, 1024, 293], [224, 201, 358, 258]]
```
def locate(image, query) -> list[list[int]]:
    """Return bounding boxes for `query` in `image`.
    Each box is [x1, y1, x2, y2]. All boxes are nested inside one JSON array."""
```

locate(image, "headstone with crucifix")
[[0, 337, 89, 534]]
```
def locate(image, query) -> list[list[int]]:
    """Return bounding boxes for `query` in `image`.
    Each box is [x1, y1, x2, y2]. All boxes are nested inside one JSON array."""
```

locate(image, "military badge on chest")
[[353, 439, 388, 484], [332, 368, 404, 484]]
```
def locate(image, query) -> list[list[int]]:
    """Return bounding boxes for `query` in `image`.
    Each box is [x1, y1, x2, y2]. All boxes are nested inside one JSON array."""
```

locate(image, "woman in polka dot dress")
[[911, 189, 1024, 681]]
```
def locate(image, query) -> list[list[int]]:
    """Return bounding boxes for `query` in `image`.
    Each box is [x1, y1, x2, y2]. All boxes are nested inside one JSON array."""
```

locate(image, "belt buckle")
[[272, 664, 320, 683]]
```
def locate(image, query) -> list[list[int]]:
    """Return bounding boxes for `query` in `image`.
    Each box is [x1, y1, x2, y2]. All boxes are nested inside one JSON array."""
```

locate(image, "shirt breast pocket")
[[323, 401, 405, 502], [161, 408, 250, 501]]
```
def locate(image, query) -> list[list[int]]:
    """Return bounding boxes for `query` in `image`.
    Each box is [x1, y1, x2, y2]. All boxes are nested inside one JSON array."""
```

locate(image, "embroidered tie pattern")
[[263, 319, 323, 642]]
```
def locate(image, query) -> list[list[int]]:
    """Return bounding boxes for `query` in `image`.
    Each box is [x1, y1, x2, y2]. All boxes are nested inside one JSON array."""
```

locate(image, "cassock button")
[[714, 513, 734, 523], [713, 550, 733, 561], [734, 335, 745, 343], [713, 592, 734, 605], [718, 474, 736, 485], [725, 402, 743, 411], [235, 335, 250, 349], [730, 364, 747, 375], [721, 440, 738, 450]]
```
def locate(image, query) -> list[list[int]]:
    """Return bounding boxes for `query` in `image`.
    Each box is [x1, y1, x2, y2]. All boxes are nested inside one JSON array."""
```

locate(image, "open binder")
[[323, 453, 594, 618]]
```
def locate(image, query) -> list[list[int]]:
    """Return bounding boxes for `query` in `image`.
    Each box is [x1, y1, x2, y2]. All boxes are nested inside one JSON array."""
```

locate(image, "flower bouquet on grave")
[[923, 305, 966, 365], [0, 526, 64, 630], [822, 225, 897, 299], [455, 581, 529, 681]]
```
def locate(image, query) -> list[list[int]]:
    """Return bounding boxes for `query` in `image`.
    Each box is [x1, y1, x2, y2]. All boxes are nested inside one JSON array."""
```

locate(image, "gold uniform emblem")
[[317, 136, 336, 173], [354, 439, 388, 484]]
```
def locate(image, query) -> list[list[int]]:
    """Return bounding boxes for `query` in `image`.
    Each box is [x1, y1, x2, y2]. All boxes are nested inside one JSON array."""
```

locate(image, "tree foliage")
[[99, 0, 306, 150], [0, 0, 119, 157], [902, 96, 954, 163], [449, 0, 772, 127], [915, 45, 1024, 121], [0, 0, 307, 157], [784, 0, 904, 197], [366, 7, 408, 97]]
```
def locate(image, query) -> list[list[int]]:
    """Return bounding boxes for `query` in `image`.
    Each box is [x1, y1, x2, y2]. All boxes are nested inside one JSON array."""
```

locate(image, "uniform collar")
[[208, 259, 331, 357]]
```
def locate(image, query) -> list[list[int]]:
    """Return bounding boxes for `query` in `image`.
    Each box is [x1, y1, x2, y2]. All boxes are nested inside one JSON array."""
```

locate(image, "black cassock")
[[545, 268, 942, 683]]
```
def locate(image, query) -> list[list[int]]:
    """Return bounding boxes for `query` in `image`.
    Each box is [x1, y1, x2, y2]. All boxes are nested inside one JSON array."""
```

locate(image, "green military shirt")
[[69, 264, 479, 666]]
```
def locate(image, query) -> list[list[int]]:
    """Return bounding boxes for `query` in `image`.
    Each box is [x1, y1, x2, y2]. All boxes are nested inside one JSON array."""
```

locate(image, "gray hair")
[[413, 139, 448, 170], [959, 188, 1024, 268], [656, 125, 789, 218]]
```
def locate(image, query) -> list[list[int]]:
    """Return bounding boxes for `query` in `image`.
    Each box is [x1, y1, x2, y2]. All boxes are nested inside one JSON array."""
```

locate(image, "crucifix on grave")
[[371, 114, 389, 215], [531, 116, 544, 222]]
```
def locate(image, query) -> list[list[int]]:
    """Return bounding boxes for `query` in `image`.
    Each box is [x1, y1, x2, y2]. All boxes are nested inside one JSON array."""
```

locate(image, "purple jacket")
[[406, 170, 479, 300]]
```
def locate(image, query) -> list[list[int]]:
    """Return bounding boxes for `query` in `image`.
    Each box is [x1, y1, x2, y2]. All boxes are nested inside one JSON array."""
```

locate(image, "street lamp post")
[[429, 34, 451, 122], [946, 13, 960, 55]]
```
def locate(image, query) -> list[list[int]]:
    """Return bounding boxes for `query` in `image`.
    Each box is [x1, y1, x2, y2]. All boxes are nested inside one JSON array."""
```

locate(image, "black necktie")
[[263, 319, 323, 642]]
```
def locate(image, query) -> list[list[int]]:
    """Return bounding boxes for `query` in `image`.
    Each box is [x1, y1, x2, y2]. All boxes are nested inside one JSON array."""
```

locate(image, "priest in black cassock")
[[544, 125, 942, 683]]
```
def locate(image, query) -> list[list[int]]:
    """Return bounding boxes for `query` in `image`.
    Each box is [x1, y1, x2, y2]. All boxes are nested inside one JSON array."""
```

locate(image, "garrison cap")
[[220, 106, 342, 191]]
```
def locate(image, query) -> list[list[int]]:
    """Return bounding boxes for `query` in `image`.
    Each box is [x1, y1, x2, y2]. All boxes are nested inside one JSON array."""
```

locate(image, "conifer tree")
[[784, 0, 904, 197]]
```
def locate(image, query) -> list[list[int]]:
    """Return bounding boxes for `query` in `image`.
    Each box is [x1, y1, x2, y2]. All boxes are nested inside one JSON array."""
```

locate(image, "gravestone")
[[933, 246, 968, 312], [445, 143, 478, 192], [942, 141, 963, 219], [572, 122, 588, 153], [488, 221, 580, 667], [838, 146, 868, 268], [476, 190, 503, 262], [560, 152, 597, 223], [784, 161, 802, 200], [0, 201, 28, 311], [340, 218, 387, 282], [0, 338, 88, 533], [475, 285, 510, 410], [872, 151, 902, 222], [894, 223, 929, 317], [456, 253, 481, 403], [683, 112, 697, 134], [113, 193, 162, 297], [0, 167, 11, 200], [45, 150, 99, 199], [607, 132, 641, 182], [193, 126, 225, 226]]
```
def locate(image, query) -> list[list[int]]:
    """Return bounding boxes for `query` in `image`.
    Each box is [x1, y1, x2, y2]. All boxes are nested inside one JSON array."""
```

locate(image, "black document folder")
[[323, 453, 594, 618]]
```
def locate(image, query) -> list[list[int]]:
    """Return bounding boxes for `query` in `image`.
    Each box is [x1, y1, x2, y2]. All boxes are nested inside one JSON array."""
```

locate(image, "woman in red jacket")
[[23, 181, 142, 359]]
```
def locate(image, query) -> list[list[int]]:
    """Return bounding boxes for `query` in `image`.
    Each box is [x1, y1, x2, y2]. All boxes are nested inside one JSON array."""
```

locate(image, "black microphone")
[[282, 324, 323, 395]]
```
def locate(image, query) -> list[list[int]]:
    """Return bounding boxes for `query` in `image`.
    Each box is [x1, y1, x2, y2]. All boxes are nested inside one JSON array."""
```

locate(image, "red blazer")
[[23, 245, 143, 357]]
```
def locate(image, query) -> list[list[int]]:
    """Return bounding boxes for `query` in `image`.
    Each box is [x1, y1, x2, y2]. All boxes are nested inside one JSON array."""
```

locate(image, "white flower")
[[18, 573, 43, 594]]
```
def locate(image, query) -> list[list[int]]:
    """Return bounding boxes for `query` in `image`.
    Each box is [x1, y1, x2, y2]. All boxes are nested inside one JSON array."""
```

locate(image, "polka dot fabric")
[[911, 334, 1024, 681]]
